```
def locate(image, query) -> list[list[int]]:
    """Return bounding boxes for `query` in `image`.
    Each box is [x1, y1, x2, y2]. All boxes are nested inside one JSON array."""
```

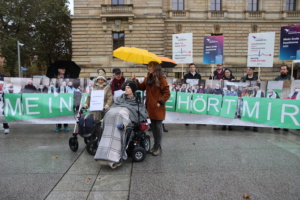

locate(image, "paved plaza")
[[1, 124, 300, 200]]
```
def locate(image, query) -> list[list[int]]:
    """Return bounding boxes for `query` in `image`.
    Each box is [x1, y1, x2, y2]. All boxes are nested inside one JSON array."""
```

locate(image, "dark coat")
[[274, 74, 291, 81], [183, 72, 201, 83], [136, 76, 170, 120], [110, 77, 125, 95], [240, 75, 259, 82], [23, 84, 37, 93]]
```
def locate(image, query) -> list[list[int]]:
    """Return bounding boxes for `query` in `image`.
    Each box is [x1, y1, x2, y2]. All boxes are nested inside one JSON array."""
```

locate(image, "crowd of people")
[[1, 62, 299, 157], [177, 63, 299, 131]]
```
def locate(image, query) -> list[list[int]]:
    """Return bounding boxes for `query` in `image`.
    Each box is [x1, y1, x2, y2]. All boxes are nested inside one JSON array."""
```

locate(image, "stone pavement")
[[1, 124, 300, 200]]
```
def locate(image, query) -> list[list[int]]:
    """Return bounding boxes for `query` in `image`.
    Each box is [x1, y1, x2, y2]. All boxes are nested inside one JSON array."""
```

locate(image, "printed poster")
[[247, 32, 275, 67], [280, 25, 300, 60], [172, 33, 193, 63], [203, 35, 224, 64]]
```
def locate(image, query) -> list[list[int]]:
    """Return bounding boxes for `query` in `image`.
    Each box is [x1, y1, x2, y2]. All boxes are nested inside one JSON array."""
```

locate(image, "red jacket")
[[110, 77, 125, 95]]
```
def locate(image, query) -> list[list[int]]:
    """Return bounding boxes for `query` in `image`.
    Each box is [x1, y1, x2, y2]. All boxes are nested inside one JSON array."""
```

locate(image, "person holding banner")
[[183, 63, 201, 83], [52, 67, 71, 131], [222, 69, 236, 82], [132, 61, 170, 156], [83, 76, 113, 138], [274, 65, 292, 81], [210, 64, 225, 80], [240, 67, 259, 82]]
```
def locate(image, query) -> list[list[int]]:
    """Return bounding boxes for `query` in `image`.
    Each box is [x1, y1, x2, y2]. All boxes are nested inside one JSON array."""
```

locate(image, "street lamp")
[[17, 41, 24, 77]]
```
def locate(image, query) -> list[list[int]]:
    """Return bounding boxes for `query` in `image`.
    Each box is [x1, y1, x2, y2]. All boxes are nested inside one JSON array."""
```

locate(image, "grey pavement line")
[[43, 148, 86, 200], [86, 161, 102, 199], [127, 162, 134, 200]]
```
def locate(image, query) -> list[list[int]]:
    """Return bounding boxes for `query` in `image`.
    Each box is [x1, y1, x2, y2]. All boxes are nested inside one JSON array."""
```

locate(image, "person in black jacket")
[[183, 63, 201, 83]]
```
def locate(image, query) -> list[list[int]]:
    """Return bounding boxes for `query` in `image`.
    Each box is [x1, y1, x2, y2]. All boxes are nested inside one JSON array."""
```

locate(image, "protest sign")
[[172, 33, 193, 63], [203, 35, 224, 64], [280, 25, 300, 60], [247, 32, 275, 67]]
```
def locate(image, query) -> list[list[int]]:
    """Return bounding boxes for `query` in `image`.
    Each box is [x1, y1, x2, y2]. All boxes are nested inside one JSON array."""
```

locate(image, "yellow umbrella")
[[113, 47, 162, 64]]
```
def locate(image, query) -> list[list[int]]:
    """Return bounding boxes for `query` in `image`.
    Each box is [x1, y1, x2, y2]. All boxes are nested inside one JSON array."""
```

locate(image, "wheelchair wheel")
[[141, 135, 151, 152], [69, 136, 78, 152], [132, 146, 146, 162], [84, 137, 93, 144], [86, 139, 98, 156]]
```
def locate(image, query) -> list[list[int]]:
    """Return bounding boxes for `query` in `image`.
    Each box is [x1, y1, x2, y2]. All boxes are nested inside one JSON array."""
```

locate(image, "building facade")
[[72, 0, 300, 80]]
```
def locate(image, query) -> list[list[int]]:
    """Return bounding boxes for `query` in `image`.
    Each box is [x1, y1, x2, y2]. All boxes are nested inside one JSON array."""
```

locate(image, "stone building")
[[72, 0, 300, 80]]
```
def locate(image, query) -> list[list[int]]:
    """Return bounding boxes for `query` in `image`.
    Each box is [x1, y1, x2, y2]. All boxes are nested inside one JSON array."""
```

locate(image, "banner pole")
[[182, 63, 184, 79], [258, 67, 261, 79], [291, 61, 294, 79], [211, 64, 214, 80]]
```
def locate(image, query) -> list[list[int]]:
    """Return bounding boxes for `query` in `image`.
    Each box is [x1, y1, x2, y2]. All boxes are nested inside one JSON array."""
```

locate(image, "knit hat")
[[122, 81, 137, 94], [95, 75, 106, 82]]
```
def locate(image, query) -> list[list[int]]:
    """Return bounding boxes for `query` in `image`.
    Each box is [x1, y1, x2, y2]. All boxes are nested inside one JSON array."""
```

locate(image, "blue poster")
[[280, 25, 300, 60], [203, 35, 224, 64]]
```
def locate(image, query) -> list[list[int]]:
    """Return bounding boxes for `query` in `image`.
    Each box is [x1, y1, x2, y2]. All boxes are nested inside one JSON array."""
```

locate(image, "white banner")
[[172, 33, 193, 63], [247, 32, 275, 67], [90, 90, 104, 111]]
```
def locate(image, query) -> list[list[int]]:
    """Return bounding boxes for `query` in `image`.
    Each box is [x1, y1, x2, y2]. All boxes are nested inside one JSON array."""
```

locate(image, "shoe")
[[228, 126, 233, 131], [163, 124, 168, 132], [149, 143, 157, 154], [244, 127, 250, 130], [273, 128, 280, 130], [149, 148, 155, 154], [283, 128, 289, 131], [253, 127, 258, 132], [152, 145, 161, 156], [185, 124, 189, 126], [53, 127, 62, 132], [148, 127, 152, 132], [4, 128, 9, 134], [222, 125, 226, 130], [64, 126, 70, 131]]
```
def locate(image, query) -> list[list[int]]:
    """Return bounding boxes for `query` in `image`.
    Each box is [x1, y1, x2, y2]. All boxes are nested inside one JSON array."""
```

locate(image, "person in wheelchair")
[[94, 81, 148, 168], [83, 76, 113, 138]]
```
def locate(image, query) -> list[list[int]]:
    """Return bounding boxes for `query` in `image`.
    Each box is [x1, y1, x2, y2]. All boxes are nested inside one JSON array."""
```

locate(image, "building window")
[[248, 0, 258, 11], [112, 0, 124, 5], [113, 32, 125, 51], [286, 0, 296, 11], [211, 0, 222, 11], [172, 0, 184, 10]]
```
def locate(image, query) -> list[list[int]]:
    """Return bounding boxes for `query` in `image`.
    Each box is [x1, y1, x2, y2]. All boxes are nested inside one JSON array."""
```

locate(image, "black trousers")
[[3, 123, 9, 129], [150, 119, 163, 146]]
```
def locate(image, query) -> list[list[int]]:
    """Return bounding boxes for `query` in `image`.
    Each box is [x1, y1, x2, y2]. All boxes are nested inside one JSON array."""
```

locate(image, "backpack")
[[78, 114, 95, 138]]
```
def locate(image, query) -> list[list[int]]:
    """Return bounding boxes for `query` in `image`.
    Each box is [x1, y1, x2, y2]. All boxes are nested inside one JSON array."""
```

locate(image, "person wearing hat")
[[83, 75, 113, 138], [94, 80, 148, 168], [110, 68, 125, 95]]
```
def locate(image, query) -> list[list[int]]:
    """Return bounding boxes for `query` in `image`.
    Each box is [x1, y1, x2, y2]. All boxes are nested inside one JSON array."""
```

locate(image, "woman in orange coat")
[[132, 61, 170, 156]]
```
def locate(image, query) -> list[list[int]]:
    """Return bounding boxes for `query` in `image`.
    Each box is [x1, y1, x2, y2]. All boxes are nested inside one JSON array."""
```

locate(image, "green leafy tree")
[[0, 0, 71, 77]]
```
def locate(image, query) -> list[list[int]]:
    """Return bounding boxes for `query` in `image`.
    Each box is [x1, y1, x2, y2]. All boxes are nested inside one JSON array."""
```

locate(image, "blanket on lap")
[[94, 107, 131, 168]]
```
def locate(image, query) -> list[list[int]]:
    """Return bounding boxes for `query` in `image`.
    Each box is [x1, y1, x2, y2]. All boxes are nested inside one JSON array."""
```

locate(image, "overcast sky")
[[68, 0, 74, 15]]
